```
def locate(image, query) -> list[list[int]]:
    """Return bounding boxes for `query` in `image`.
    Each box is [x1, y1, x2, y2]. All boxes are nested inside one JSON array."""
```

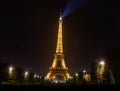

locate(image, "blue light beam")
[[62, 0, 88, 19]]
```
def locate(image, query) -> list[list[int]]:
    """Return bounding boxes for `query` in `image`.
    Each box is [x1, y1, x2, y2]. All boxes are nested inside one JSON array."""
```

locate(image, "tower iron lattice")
[[45, 14, 71, 82]]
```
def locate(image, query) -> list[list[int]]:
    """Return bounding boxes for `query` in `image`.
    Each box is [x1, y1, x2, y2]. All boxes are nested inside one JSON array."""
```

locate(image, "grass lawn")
[[1, 81, 41, 85]]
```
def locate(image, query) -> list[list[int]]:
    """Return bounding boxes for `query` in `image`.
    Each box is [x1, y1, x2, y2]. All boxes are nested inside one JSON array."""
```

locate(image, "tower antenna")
[[59, 12, 62, 20]]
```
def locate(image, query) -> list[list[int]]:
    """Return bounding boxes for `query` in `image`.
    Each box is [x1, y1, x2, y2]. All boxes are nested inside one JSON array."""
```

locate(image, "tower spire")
[[59, 12, 62, 20], [56, 12, 63, 53]]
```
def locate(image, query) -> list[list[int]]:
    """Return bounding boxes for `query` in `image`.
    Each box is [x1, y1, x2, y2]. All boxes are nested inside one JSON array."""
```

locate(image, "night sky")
[[0, 0, 120, 76]]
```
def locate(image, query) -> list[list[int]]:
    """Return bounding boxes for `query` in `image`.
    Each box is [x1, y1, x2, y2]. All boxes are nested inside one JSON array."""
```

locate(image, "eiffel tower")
[[45, 13, 71, 82]]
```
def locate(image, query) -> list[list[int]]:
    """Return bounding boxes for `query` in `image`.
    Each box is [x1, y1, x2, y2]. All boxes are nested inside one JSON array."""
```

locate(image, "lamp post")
[[83, 70, 86, 74], [8, 66, 14, 80], [83, 70, 87, 84], [99, 60, 105, 77], [24, 71, 29, 81], [98, 60, 105, 84], [83, 70, 86, 79], [75, 73, 78, 83], [99, 61, 105, 66]]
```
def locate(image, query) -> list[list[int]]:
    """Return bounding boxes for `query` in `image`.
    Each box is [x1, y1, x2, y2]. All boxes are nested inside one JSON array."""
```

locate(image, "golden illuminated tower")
[[45, 13, 71, 81]]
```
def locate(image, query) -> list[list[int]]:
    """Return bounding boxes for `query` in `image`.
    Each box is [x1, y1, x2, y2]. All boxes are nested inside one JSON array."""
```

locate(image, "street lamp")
[[24, 71, 29, 77], [98, 60, 105, 82], [99, 61, 105, 66], [9, 66, 14, 77], [37, 75, 39, 78], [75, 73, 78, 77], [24, 71, 29, 81], [83, 70, 87, 82], [34, 74, 37, 78], [75, 73, 78, 82], [9, 66, 13, 73], [83, 70, 86, 74], [8, 66, 14, 81]]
